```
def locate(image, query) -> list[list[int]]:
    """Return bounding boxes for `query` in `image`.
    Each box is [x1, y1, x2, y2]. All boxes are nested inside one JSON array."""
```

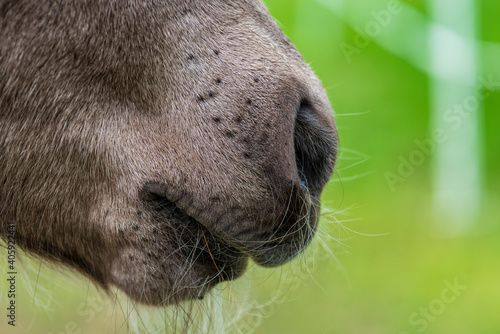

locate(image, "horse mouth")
[[141, 187, 249, 285], [141, 182, 317, 281]]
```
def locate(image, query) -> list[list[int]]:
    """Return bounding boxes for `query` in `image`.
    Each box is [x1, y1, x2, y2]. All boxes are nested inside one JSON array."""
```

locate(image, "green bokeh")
[[258, 0, 500, 333]]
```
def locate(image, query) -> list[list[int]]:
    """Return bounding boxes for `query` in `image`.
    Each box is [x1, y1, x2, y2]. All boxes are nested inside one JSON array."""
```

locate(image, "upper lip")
[[142, 180, 316, 267]]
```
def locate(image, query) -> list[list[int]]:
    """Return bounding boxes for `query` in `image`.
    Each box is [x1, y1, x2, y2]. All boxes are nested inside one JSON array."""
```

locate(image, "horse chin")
[[128, 190, 249, 305], [110, 219, 249, 305]]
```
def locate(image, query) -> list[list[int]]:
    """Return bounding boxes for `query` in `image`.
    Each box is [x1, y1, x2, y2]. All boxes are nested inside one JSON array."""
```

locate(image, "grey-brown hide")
[[0, 0, 338, 305]]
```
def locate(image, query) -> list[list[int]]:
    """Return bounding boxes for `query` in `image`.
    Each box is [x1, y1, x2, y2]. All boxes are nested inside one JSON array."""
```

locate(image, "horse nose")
[[293, 96, 338, 198], [249, 92, 337, 267]]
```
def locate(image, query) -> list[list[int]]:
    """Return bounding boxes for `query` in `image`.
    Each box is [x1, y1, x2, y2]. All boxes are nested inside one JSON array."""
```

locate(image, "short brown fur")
[[0, 0, 337, 305]]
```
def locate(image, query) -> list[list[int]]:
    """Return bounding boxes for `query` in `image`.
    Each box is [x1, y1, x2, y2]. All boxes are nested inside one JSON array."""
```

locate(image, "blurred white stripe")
[[317, 0, 486, 233], [428, 0, 483, 234], [316, 0, 500, 85]]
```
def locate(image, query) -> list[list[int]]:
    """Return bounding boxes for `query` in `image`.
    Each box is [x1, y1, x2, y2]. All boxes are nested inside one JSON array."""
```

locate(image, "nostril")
[[296, 102, 307, 171], [296, 99, 314, 128], [293, 97, 337, 197], [295, 99, 313, 189]]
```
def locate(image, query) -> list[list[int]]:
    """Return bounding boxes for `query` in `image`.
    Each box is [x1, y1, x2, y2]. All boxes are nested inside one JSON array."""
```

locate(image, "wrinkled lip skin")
[[143, 182, 318, 285]]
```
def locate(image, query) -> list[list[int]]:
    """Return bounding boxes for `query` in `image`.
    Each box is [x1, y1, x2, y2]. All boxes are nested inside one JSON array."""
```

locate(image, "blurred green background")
[[258, 0, 500, 333], [1, 0, 499, 333]]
